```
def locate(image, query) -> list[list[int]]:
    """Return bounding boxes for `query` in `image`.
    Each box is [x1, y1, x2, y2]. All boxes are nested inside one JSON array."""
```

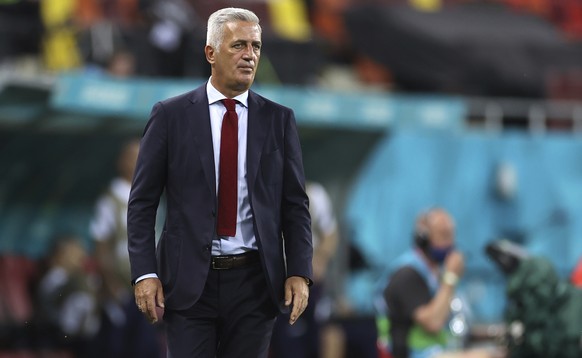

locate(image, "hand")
[[284, 276, 309, 325], [134, 277, 165, 324], [444, 250, 465, 277]]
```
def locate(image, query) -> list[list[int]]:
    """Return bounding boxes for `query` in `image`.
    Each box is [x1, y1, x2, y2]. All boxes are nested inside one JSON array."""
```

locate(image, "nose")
[[242, 44, 255, 60]]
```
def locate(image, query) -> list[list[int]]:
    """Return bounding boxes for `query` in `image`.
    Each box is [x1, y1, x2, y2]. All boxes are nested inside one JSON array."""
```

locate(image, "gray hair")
[[206, 8, 261, 52]]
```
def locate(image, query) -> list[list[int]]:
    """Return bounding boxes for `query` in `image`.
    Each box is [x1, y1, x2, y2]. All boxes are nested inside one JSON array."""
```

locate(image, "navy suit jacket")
[[127, 83, 313, 312]]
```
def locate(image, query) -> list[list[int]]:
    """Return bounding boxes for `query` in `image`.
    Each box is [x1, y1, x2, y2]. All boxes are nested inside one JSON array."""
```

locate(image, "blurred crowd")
[[0, 137, 366, 358], [0, 139, 165, 358], [2, 1, 582, 358], [1, 0, 582, 93]]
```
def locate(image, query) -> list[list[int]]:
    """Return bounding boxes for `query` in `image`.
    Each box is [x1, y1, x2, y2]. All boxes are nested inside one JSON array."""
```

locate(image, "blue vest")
[[378, 249, 447, 358]]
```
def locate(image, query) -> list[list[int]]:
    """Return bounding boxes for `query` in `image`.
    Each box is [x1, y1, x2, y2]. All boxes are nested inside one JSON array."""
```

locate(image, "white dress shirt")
[[207, 79, 257, 255], [135, 80, 258, 283]]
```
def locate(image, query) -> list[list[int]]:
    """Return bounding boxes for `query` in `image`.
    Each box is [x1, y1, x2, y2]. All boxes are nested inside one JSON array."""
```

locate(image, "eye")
[[233, 43, 243, 49], [253, 44, 261, 51]]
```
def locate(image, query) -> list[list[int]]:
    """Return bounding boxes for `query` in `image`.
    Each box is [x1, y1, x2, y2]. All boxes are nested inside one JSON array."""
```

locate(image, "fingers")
[[136, 298, 157, 323], [140, 298, 158, 323], [289, 292, 308, 325], [445, 251, 465, 276], [156, 285, 165, 309], [285, 277, 309, 325], [135, 278, 164, 324]]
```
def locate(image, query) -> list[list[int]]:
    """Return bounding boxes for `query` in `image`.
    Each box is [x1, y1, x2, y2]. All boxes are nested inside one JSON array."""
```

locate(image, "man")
[[383, 208, 490, 358], [127, 7, 313, 358], [92, 140, 140, 306], [270, 181, 339, 358], [91, 139, 162, 358], [36, 235, 99, 356]]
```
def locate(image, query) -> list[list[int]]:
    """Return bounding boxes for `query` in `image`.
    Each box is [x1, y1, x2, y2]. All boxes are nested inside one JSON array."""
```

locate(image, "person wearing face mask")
[[380, 208, 491, 358]]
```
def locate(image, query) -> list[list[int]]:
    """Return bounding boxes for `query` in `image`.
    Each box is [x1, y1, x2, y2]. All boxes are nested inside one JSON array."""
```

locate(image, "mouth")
[[238, 65, 254, 73]]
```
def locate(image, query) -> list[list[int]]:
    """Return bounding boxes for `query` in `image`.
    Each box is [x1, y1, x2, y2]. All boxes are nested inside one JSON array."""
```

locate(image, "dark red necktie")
[[217, 99, 238, 237]]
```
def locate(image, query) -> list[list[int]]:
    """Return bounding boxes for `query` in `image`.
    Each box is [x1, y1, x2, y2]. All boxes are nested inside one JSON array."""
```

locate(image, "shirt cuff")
[[135, 273, 158, 284]]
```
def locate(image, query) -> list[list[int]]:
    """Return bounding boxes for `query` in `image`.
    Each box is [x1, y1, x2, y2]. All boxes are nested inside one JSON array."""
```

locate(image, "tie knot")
[[222, 99, 237, 112]]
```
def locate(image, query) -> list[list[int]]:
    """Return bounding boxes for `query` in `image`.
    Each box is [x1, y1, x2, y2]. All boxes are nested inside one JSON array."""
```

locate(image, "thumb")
[[156, 283, 165, 308], [284, 283, 292, 307]]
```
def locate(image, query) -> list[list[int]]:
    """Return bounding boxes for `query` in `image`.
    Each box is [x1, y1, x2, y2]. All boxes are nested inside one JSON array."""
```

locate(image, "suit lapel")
[[188, 85, 216, 199], [247, 91, 268, 196]]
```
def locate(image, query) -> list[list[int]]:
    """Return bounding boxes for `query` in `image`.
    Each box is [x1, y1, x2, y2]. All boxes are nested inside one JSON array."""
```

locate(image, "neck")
[[210, 77, 248, 99]]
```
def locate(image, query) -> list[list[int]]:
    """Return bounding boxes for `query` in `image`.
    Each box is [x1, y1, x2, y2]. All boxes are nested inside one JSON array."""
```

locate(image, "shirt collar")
[[206, 77, 249, 108]]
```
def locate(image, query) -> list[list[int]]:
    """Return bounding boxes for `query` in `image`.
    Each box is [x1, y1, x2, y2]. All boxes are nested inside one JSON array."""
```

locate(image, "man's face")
[[427, 212, 455, 249], [425, 212, 455, 263], [429, 221, 455, 249], [59, 240, 87, 272], [206, 21, 261, 97]]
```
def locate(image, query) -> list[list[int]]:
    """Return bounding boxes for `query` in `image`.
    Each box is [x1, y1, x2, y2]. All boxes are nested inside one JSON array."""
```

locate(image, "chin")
[[235, 78, 254, 90]]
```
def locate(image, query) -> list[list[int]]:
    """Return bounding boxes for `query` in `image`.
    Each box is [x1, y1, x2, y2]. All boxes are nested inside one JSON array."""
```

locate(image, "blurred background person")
[[571, 257, 582, 287], [381, 208, 491, 358], [89, 138, 162, 358], [75, 0, 143, 73], [270, 180, 339, 358], [39, 0, 83, 72], [105, 49, 136, 78], [34, 234, 100, 357]]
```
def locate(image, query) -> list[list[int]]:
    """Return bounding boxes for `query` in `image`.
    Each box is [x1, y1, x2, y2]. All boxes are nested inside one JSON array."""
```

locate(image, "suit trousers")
[[164, 261, 278, 358]]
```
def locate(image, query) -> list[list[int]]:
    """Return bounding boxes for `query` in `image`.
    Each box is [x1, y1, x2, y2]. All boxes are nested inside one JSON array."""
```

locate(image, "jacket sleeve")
[[281, 108, 313, 283], [127, 102, 168, 284]]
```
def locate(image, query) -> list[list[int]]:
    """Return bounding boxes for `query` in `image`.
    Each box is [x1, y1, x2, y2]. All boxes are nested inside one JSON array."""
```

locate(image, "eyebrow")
[[233, 39, 261, 45]]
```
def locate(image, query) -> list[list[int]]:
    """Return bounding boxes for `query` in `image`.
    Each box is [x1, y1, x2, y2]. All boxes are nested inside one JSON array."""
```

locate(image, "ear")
[[205, 45, 215, 64]]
